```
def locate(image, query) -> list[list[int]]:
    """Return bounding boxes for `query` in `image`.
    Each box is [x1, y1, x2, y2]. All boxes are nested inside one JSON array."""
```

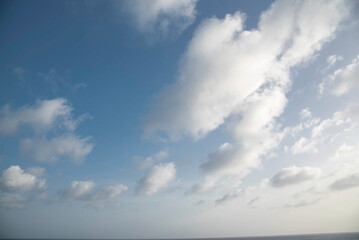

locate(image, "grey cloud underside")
[[215, 190, 243, 205], [270, 166, 321, 188], [329, 173, 359, 191]]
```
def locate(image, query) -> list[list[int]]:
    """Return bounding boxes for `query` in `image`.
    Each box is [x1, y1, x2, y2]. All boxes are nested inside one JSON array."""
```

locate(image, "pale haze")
[[0, 0, 359, 238]]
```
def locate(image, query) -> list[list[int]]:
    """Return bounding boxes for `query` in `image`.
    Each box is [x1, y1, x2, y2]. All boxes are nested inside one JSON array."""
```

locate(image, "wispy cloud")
[[136, 162, 176, 196], [125, 0, 197, 37]]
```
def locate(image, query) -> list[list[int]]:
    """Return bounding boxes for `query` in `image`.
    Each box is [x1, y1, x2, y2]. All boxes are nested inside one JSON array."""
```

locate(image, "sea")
[[4, 233, 359, 240], [164, 233, 359, 240]]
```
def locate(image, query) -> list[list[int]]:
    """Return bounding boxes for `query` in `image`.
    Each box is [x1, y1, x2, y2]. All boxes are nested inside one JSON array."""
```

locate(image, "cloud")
[[136, 162, 176, 196], [20, 134, 93, 164], [290, 108, 352, 155], [291, 137, 318, 154], [327, 55, 343, 67], [331, 143, 359, 162], [145, 0, 351, 140], [321, 55, 359, 96], [344, 103, 359, 122], [329, 172, 359, 191], [0, 165, 47, 209], [215, 189, 244, 205], [125, 0, 197, 36], [0, 165, 46, 193], [159, 0, 352, 193], [248, 196, 260, 206], [0, 98, 93, 164], [133, 150, 169, 170], [270, 166, 321, 188], [0, 98, 83, 135], [37, 68, 87, 93], [59, 181, 127, 201]]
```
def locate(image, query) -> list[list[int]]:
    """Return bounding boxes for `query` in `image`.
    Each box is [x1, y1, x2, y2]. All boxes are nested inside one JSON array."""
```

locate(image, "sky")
[[0, 0, 359, 238]]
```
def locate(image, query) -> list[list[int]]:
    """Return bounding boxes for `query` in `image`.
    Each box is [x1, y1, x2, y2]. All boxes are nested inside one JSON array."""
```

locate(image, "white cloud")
[[0, 98, 93, 164], [270, 166, 321, 188], [145, 0, 351, 140], [327, 55, 343, 67], [0, 98, 82, 135], [0, 165, 47, 209], [329, 172, 359, 191], [133, 150, 169, 170], [321, 55, 359, 96], [136, 162, 176, 196], [20, 134, 93, 164], [140, 0, 352, 193], [60, 181, 127, 201], [0, 165, 46, 192], [331, 143, 359, 161], [125, 0, 197, 36], [290, 108, 352, 155], [60, 181, 96, 200], [291, 137, 318, 154]]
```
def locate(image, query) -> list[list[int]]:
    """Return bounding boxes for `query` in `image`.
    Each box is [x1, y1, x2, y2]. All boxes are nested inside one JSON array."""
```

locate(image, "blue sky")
[[1, 0, 359, 238]]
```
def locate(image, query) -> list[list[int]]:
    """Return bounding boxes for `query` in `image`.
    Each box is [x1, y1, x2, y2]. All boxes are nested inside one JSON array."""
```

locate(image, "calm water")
[[5, 233, 359, 240], [164, 233, 359, 240]]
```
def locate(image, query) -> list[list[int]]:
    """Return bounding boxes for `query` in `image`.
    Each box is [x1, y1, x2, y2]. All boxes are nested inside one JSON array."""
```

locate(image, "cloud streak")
[[59, 181, 127, 201], [270, 166, 321, 188], [125, 0, 197, 36]]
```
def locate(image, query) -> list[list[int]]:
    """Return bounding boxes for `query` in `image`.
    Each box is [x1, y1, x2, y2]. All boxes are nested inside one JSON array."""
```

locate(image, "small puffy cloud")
[[329, 173, 359, 191], [327, 55, 343, 67], [0, 98, 81, 135], [89, 185, 128, 200], [290, 108, 352, 155], [20, 134, 93, 164], [60, 181, 96, 200], [0, 165, 46, 192], [0, 98, 93, 164], [0, 165, 47, 209], [125, 0, 197, 36], [133, 150, 169, 170], [59, 181, 127, 201], [321, 55, 359, 96], [331, 143, 359, 161], [270, 166, 321, 188], [136, 162, 176, 196], [291, 137, 318, 154], [215, 189, 244, 205]]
